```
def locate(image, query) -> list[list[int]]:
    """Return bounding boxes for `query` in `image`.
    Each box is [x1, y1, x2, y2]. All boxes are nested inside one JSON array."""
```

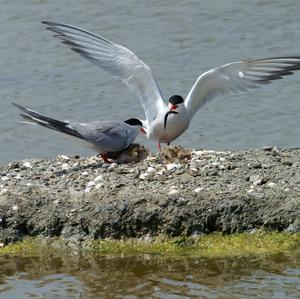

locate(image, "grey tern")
[[12, 103, 144, 163]]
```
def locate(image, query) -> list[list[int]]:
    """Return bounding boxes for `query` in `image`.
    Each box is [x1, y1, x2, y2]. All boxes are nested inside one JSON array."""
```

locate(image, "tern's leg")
[[100, 153, 112, 164], [157, 143, 161, 150]]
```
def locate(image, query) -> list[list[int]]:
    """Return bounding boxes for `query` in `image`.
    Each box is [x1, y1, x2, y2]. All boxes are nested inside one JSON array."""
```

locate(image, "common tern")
[[12, 103, 143, 163], [42, 21, 300, 149]]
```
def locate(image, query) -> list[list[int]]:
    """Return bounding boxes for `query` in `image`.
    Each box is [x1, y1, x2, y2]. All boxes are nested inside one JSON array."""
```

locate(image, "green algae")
[[89, 232, 300, 257], [0, 232, 299, 258]]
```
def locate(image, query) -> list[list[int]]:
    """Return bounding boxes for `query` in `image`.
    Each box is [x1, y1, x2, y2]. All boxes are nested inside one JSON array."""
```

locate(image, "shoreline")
[[0, 146, 299, 245], [1, 232, 299, 258]]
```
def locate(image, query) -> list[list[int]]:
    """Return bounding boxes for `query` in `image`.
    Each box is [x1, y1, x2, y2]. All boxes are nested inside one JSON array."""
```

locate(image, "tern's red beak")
[[140, 128, 146, 134], [168, 104, 178, 111]]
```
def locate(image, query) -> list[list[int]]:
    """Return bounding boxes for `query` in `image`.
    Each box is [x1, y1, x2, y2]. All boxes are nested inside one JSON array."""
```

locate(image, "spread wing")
[[42, 21, 164, 124], [185, 57, 300, 119]]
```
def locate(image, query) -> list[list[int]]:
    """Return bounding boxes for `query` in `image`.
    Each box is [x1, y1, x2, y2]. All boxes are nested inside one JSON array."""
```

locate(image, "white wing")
[[42, 21, 164, 124], [185, 57, 300, 119]]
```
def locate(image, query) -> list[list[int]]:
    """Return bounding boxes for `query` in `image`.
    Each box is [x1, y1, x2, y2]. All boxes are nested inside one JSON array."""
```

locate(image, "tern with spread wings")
[[42, 21, 300, 149]]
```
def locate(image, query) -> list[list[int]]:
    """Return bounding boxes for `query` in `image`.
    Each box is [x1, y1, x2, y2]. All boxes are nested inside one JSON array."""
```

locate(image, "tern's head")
[[124, 118, 146, 134], [164, 95, 184, 130], [168, 95, 184, 111]]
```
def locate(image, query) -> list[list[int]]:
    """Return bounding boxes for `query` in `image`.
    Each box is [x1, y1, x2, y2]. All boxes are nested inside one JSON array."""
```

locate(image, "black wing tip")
[[71, 47, 90, 56], [42, 20, 113, 44], [42, 21, 69, 32], [19, 113, 32, 120], [42, 20, 60, 26], [12, 102, 20, 108], [12, 102, 27, 111], [253, 56, 300, 63]]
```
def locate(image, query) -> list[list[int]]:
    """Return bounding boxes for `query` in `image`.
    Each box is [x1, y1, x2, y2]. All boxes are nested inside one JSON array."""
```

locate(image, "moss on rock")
[[1, 232, 299, 258]]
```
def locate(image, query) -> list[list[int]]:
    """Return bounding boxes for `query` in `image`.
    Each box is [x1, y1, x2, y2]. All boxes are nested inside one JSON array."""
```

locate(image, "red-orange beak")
[[140, 127, 146, 135], [168, 104, 178, 111]]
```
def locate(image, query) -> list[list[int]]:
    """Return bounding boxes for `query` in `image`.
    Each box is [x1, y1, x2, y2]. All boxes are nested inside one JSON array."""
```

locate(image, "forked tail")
[[12, 103, 83, 139]]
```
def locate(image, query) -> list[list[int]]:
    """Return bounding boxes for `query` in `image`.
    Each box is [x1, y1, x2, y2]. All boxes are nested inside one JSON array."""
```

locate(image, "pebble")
[[86, 181, 95, 188], [12, 205, 19, 211], [194, 150, 204, 156], [189, 168, 199, 176], [1, 176, 9, 181], [166, 163, 179, 171], [194, 187, 203, 193], [249, 175, 261, 186], [81, 171, 89, 176], [0, 189, 8, 195], [146, 167, 156, 174], [59, 155, 70, 160], [108, 163, 118, 170], [84, 187, 92, 193], [23, 162, 32, 168], [101, 163, 111, 168], [94, 175, 103, 182], [253, 179, 262, 186], [95, 183, 103, 190], [139, 173, 149, 180], [168, 188, 180, 199], [0, 243, 4, 248], [267, 182, 276, 188], [61, 163, 70, 171], [156, 167, 165, 175]]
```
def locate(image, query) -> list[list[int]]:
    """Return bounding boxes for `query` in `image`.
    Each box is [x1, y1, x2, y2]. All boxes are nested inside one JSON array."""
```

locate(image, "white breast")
[[147, 106, 190, 144]]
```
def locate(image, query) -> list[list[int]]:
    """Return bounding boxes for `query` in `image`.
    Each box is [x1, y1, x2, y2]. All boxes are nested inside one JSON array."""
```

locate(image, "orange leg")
[[100, 153, 112, 164], [157, 143, 161, 150]]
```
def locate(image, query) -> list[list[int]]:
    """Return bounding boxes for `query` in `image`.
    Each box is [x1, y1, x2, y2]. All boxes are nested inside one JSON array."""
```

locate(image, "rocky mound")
[[0, 146, 299, 245]]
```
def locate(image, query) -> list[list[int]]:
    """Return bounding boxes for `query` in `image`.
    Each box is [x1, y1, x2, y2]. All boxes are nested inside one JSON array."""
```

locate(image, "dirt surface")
[[0, 146, 299, 245]]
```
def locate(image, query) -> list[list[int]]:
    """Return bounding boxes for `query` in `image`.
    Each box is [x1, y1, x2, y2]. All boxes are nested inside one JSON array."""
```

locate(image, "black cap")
[[124, 118, 143, 126], [169, 95, 184, 105]]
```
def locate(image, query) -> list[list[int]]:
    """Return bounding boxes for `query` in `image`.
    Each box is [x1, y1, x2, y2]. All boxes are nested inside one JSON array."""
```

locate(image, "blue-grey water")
[[1, 0, 300, 165], [1, 0, 300, 297]]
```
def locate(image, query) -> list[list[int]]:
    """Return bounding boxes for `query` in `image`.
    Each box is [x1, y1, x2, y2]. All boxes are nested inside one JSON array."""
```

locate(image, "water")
[[0, 252, 299, 298], [1, 0, 300, 165], [1, 0, 300, 297]]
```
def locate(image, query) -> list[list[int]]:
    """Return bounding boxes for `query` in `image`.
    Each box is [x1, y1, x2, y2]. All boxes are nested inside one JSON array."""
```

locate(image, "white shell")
[[61, 163, 70, 170], [23, 162, 32, 168]]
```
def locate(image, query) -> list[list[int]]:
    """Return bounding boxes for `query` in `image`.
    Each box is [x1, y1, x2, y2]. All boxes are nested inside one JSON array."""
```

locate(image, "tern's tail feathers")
[[12, 103, 83, 139]]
